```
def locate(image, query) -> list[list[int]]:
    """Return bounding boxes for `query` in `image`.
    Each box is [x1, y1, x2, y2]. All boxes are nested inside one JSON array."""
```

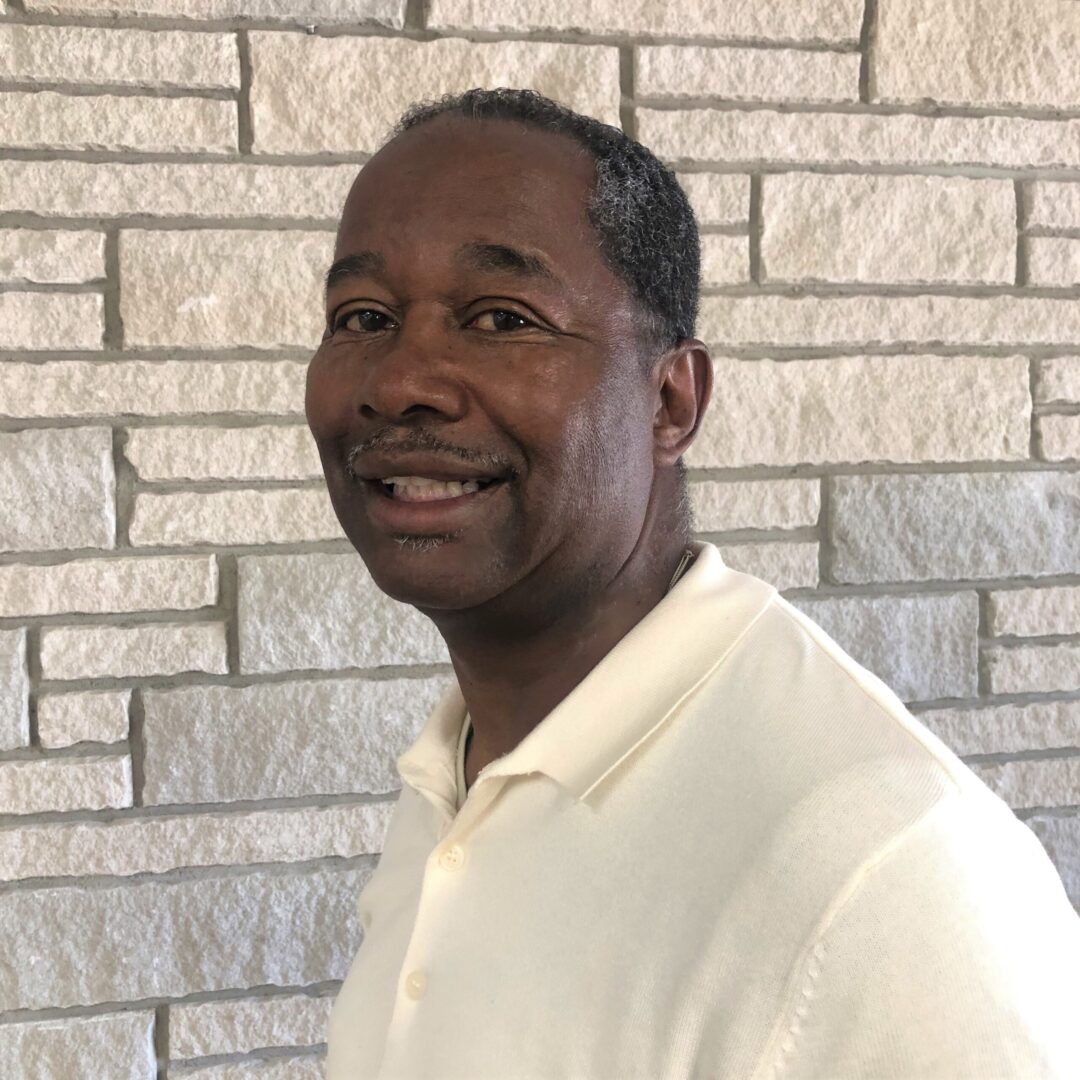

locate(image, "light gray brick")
[[0, 229, 103, 284], [1029, 182, 1080, 230], [1041, 414, 1080, 461], [1028, 237, 1080, 287], [831, 472, 1080, 584], [24, 0, 405, 22], [0, 427, 114, 553], [40, 623, 227, 680], [1026, 815, 1080, 909], [700, 232, 748, 286], [0, 756, 131, 816], [991, 586, 1080, 638], [716, 542, 818, 591], [970, 758, 1080, 812], [37, 690, 131, 749], [171, 994, 333, 1060], [1040, 359, 1080, 404], [0, 291, 102, 350], [0, 630, 29, 751], [0, 1013, 155, 1080], [676, 173, 747, 227], [918, 701, 1080, 757], [987, 644, 1080, 695], [689, 479, 820, 532]]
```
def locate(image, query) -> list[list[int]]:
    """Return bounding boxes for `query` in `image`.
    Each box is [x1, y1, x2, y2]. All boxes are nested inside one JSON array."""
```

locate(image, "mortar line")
[[1015, 179, 1030, 287], [128, 688, 145, 809], [619, 45, 636, 140], [857, 0, 878, 105], [101, 226, 123, 349], [0, 80, 237, 101], [236, 30, 254, 155], [747, 174, 763, 283]]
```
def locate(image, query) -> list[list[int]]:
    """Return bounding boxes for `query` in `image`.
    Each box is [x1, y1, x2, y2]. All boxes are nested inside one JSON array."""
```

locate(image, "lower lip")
[[359, 479, 506, 534]]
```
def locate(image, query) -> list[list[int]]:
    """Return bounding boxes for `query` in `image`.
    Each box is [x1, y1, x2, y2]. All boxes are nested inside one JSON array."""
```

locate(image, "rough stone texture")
[[0, 360, 308, 419], [0, 160, 357, 220], [250, 34, 620, 154], [714, 541, 818, 591], [1040, 359, 1080, 404], [697, 294, 1080, 347], [987, 644, 1080, 695], [1041, 414, 1080, 462], [875, 0, 1080, 110], [686, 355, 1029, 468], [970, 758, 1080, 812], [791, 593, 979, 701], [990, 586, 1080, 637], [0, 629, 29, 751], [428, 0, 863, 43], [0, 91, 235, 153], [0, 756, 132, 816], [129, 489, 343, 547], [689, 479, 820, 532], [0, 291, 102, 350], [143, 678, 447, 804], [1029, 181, 1080, 230], [700, 232, 749, 286], [120, 229, 331, 349], [637, 108, 1080, 171], [24, 0, 404, 22], [761, 173, 1015, 285], [174, 1058, 324, 1080], [0, 1012, 155, 1080], [238, 553, 448, 674], [0, 25, 238, 89], [0, 229, 103, 283], [918, 701, 1080, 757], [1028, 237, 1080, 287], [831, 472, 1080, 583], [126, 424, 322, 482], [40, 623, 228, 680], [0, 555, 217, 617], [0, 427, 114, 553], [676, 173, 747, 226], [1026, 816, 1080, 909], [0, 863, 369, 1011], [171, 993, 333, 1059], [37, 689, 131, 749], [0, 801, 392, 881]]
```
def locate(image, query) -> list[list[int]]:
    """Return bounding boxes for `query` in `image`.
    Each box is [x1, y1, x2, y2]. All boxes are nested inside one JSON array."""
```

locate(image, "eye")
[[333, 308, 396, 333], [469, 309, 534, 332]]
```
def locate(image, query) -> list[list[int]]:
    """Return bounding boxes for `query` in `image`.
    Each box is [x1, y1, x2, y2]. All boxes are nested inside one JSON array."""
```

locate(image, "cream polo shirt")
[[325, 541, 1080, 1079]]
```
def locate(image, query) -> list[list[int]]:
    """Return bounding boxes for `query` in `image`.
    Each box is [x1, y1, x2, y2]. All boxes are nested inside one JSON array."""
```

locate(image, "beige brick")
[[0, 291, 102, 350], [0, 802, 392, 881], [429, 0, 863, 43], [129, 489, 342, 547], [0, 91, 235, 153], [0, 427, 114, 553], [0, 756, 131, 816], [637, 108, 1080, 171], [174, 1058, 324, 1080], [638, 45, 859, 104], [676, 173, 747, 227], [918, 701, 1080, 757], [121, 229, 330, 349], [700, 232, 748, 286], [37, 690, 131, 749], [1041, 414, 1080, 461], [250, 34, 620, 154], [686, 355, 1029, 468], [1026, 815, 1080, 909], [791, 592, 979, 701], [143, 678, 447, 804], [762, 173, 1015, 285], [0, 229, 103, 284], [0, 360, 307, 420], [1028, 237, 1080, 287], [126, 424, 322, 482], [991, 586, 1080, 638], [24, 0, 404, 22], [875, 0, 1080, 110], [238, 553, 448, 674], [832, 472, 1080, 584], [40, 623, 227, 680], [0, 863, 369, 1011], [0, 25, 237, 89], [716, 542, 818, 591], [0, 1013, 155, 1080], [1029, 182, 1080, 231], [987, 644, 1080, 695], [970, 758, 1080, 812], [0, 630, 29, 751], [1040, 359, 1080, 405], [0, 555, 217, 617], [689, 479, 820, 532]]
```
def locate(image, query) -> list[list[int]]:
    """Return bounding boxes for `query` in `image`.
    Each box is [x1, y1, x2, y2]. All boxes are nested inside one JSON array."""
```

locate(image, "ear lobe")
[[653, 340, 713, 467]]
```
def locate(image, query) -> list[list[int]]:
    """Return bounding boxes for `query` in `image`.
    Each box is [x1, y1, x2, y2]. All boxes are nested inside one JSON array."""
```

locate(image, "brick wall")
[[1, 0, 1079, 1074]]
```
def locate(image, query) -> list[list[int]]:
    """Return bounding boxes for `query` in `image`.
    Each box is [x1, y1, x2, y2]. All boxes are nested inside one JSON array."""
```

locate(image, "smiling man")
[[306, 89, 1080, 1079]]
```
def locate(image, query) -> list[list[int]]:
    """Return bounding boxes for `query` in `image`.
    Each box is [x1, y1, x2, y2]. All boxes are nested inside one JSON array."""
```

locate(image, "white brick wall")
[[0, 0, 1078, 1072]]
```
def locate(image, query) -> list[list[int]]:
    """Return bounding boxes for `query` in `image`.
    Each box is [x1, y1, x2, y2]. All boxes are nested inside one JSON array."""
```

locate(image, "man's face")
[[305, 116, 661, 617]]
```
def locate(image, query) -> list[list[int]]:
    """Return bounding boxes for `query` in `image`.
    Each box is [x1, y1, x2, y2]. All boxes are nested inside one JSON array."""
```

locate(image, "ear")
[[652, 340, 713, 467]]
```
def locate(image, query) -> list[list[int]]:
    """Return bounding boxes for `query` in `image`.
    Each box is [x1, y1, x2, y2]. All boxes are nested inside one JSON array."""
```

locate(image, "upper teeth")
[[381, 475, 486, 500]]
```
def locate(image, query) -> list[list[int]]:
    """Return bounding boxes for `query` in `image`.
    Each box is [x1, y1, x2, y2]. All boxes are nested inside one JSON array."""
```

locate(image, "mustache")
[[344, 428, 514, 480]]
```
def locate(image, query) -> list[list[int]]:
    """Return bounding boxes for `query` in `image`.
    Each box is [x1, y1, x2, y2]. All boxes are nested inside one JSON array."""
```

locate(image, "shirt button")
[[438, 843, 465, 871], [404, 969, 428, 1000]]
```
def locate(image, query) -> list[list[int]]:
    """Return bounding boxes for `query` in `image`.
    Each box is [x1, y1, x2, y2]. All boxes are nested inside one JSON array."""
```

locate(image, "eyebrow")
[[455, 242, 557, 282], [324, 251, 385, 292]]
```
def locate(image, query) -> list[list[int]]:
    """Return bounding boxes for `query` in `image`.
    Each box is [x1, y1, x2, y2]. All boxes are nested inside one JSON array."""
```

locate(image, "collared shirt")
[[326, 541, 1080, 1079]]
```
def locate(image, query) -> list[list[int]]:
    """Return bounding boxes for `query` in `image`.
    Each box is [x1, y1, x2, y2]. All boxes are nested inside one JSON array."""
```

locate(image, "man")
[[306, 89, 1080, 1079]]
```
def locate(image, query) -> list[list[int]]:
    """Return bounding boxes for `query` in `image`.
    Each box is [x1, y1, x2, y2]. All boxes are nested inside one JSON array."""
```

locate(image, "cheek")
[[304, 350, 352, 442]]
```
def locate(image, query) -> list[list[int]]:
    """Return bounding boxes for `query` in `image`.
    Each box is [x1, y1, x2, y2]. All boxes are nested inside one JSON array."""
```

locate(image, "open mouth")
[[369, 475, 503, 502]]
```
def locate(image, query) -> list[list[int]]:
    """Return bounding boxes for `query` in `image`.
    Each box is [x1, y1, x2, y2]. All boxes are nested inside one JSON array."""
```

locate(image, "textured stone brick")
[[120, 229, 330, 349], [1029, 182, 1080, 230], [0, 1013, 155, 1080], [0, 91, 235, 153], [0, 555, 216, 617], [0, 291, 102, 350], [875, 0, 1080, 110], [0, 756, 131, 816], [831, 472, 1080, 584], [987, 644, 1080, 695], [250, 34, 619, 154], [689, 479, 820, 532], [129, 489, 342, 547], [918, 701, 1080, 757], [0, 801, 392, 881], [0, 229, 103, 284], [0, 427, 114, 553], [0, 25, 237, 89], [175, 1058, 323, 1080], [126, 424, 322, 482], [0, 630, 29, 751], [700, 232, 749, 286], [0, 360, 307, 419], [0, 863, 368, 1011], [676, 173, 747, 226], [238, 553, 448, 674], [970, 758, 1080, 812], [715, 542, 818, 591], [637, 108, 1080, 171], [762, 173, 1015, 285], [638, 45, 859, 104], [1041, 414, 1080, 461], [686, 355, 1029, 467], [40, 623, 227, 680], [429, 0, 863, 43], [24, 0, 404, 22], [171, 993, 333, 1059], [37, 690, 130, 749], [991, 586, 1080, 638], [1040, 359, 1080, 404], [1028, 237, 1080, 287], [1026, 815, 1080, 909], [0, 160, 357, 220], [143, 678, 446, 804], [792, 593, 979, 701]]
